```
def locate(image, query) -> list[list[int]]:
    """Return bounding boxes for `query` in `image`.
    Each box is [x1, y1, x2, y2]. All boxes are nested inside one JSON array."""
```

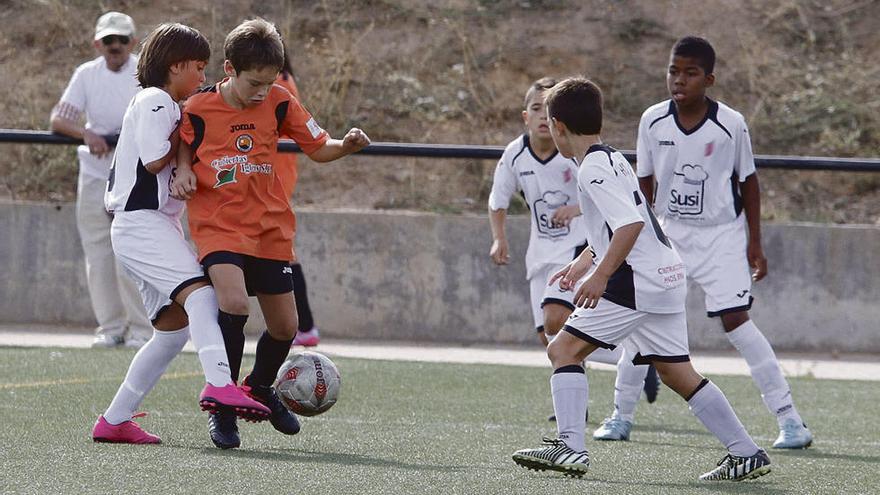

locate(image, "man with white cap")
[[50, 11, 152, 348]]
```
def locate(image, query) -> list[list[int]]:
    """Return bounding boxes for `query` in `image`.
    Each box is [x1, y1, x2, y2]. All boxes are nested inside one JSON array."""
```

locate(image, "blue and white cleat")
[[772, 419, 813, 449], [592, 417, 632, 441]]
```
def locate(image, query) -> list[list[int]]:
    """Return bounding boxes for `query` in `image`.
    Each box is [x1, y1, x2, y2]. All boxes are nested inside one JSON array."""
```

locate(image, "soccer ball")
[[274, 352, 341, 416]]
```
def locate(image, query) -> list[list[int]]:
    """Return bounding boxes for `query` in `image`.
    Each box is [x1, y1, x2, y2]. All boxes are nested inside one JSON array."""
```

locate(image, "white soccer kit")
[[637, 99, 756, 315], [105, 87, 206, 320], [488, 134, 590, 329], [564, 144, 689, 363]]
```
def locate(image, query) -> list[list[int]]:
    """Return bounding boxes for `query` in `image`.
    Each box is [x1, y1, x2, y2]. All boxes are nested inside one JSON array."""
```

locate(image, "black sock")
[[218, 310, 248, 383], [250, 330, 293, 387], [290, 263, 315, 332]]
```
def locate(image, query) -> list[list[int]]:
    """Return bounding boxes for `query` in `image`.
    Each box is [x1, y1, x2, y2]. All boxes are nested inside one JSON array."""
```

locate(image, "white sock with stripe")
[[183, 286, 233, 387], [726, 320, 803, 427], [611, 348, 647, 423], [688, 379, 760, 457], [103, 327, 189, 425], [551, 366, 589, 452]]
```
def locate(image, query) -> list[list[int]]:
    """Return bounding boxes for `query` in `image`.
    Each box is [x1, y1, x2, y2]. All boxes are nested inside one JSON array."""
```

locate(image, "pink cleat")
[[291, 327, 320, 347], [199, 383, 271, 423], [92, 413, 161, 444]]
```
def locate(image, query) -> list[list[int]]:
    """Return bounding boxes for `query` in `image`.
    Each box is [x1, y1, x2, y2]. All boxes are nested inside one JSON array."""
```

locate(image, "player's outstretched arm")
[[549, 248, 594, 292], [307, 128, 371, 163], [488, 207, 510, 265], [573, 221, 643, 308], [741, 173, 767, 281]]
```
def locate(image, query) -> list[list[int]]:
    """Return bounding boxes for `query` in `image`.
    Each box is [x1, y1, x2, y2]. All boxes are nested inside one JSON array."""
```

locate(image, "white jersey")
[[488, 134, 588, 280], [577, 144, 686, 314], [105, 87, 183, 217], [57, 55, 140, 180], [636, 99, 756, 226]]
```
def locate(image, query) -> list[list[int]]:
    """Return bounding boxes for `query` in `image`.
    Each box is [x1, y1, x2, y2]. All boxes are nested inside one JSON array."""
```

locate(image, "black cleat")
[[643, 364, 660, 404], [208, 408, 240, 449], [242, 375, 301, 435]]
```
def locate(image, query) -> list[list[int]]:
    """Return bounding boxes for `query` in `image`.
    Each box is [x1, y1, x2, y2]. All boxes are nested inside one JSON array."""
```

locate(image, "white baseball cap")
[[94, 12, 135, 41]]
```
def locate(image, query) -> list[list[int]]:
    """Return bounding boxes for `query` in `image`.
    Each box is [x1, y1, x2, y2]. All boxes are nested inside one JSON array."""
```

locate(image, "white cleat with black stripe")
[[512, 437, 590, 478], [699, 449, 771, 481]]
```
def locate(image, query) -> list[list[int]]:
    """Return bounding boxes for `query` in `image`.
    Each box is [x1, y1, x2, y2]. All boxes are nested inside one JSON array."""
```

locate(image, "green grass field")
[[0, 346, 877, 494]]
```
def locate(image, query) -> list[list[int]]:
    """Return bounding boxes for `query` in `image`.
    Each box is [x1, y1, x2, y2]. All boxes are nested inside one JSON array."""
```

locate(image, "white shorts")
[[110, 210, 207, 321], [528, 263, 586, 332], [563, 298, 690, 364], [663, 215, 753, 317]]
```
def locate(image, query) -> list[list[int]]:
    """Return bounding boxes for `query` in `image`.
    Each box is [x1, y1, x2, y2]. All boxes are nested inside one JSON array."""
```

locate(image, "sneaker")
[[292, 327, 320, 347], [92, 413, 161, 444], [123, 335, 149, 349], [199, 383, 271, 422], [92, 334, 124, 348], [548, 409, 589, 423], [643, 364, 660, 403], [242, 375, 301, 435], [512, 437, 590, 478], [593, 417, 632, 441], [772, 419, 813, 449], [699, 449, 771, 481], [208, 408, 240, 449]]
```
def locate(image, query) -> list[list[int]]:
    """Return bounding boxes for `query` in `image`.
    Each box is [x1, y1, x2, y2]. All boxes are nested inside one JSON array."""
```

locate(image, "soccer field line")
[[0, 370, 203, 390]]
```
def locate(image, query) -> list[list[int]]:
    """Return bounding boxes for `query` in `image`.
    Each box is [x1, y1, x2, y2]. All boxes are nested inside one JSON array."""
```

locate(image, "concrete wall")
[[1, 200, 878, 352]]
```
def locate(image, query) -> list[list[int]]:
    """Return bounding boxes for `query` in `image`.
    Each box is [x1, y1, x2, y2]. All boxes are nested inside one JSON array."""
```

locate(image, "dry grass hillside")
[[1, 0, 878, 223]]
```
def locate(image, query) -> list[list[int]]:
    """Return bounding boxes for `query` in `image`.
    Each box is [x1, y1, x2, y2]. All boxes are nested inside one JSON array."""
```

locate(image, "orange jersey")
[[180, 80, 329, 261], [275, 73, 300, 199]]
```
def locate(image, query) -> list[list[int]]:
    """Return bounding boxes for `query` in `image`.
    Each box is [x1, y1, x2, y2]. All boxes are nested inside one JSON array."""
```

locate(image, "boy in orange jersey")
[[273, 44, 320, 348], [172, 19, 370, 449]]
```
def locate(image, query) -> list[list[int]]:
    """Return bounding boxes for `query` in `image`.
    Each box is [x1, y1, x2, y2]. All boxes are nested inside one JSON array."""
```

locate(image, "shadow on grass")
[[166, 444, 465, 473], [588, 476, 786, 494], [771, 447, 880, 464]]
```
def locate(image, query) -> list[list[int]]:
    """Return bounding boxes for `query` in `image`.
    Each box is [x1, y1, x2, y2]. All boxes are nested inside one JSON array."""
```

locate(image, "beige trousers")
[[76, 173, 152, 340]]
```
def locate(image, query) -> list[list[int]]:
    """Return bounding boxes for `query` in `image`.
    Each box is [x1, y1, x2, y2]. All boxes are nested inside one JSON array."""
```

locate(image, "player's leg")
[[704, 220, 811, 448], [593, 347, 646, 441], [75, 174, 127, 347], [94, 305, 190, 444], [290, 262, 320, 347], [242, 257, 301, 435], [635, 310, 770, 481], [529, 269, 551, 347], [204, 254, 251, 383]]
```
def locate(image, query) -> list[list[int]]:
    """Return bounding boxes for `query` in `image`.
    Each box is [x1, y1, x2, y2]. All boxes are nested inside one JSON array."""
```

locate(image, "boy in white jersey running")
[[596, 36, 812, 449], [488, 78, 659, 421], [93, 23, 269, 445], [511, 78, 770, 482]]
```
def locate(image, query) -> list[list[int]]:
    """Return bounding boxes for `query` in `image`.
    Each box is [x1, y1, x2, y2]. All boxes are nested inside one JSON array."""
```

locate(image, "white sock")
[[585, 346, 622, 365], [103, 327, 189, 425], [610, 349, 647, 423], [183, 286, 233, 387], [551, 367, 589, 452], [726, 320, 803, 427], [688, 380, 760, 457]]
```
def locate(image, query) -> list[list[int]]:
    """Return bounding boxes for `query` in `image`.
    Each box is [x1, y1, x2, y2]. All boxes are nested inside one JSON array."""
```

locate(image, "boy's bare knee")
[[543, 304, 572, 336], [268, 322, 297, 341], [547, 338, 573, 367], [216, 294, 250, 316], [153, 303, 189, 331]]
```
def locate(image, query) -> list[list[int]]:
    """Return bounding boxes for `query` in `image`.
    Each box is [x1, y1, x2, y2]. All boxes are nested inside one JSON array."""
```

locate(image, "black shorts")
[[202, 251, 293, 296]]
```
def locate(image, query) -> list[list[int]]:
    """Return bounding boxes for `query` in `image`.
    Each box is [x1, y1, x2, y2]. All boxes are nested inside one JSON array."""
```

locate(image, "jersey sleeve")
[[135, 97, 178, 164], [279, 95, 329, 155], [733, 119, 757, 181], [582, 160, 644, 232], [55, 65, 87, 120], [487, 153, 518, 211], [635, 111, 654, 178]]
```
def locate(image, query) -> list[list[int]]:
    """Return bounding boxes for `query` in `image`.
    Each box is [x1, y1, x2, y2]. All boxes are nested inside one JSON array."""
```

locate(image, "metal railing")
[[2, 129, 879, 172]]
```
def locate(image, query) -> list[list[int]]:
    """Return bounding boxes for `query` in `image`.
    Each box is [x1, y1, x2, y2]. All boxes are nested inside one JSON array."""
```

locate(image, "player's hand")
[[490, 238, 510, 265], [83, 129, 110, 158], [551, 204, 581, 228], [747, 240, 768, 282], [549, 256, 593, 291], [573, 271, 608, 309], [170, 166, 197, 200], [342, 128, 371, 153]]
